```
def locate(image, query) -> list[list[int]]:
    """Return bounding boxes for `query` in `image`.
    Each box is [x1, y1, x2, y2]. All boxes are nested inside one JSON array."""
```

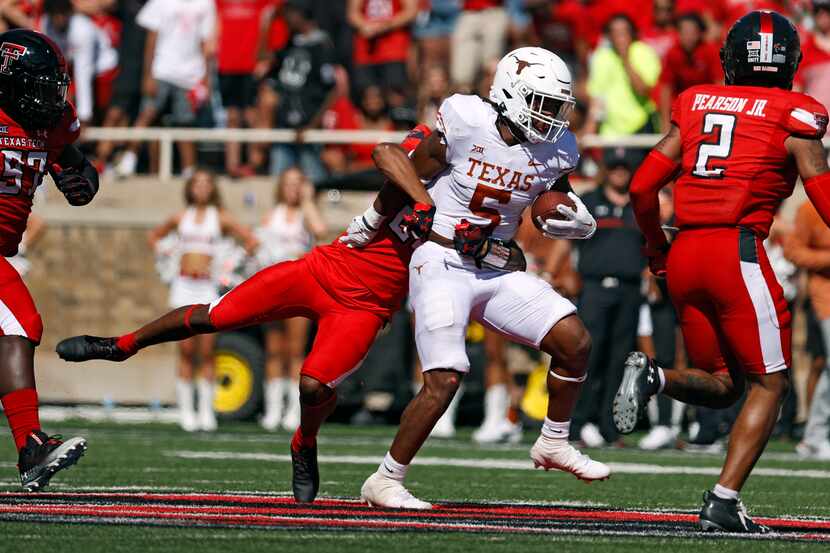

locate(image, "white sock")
[[176, 379, 195, 414], [657, 366, 666, 393], [713, 484, 739, 501], [482, 384, 509, 426], [285, 379, 301, 413], [378, 451, 408, 482], [541, 417, 570, 441], [196, 378, 214, 415], [265, 377, 287, 414]]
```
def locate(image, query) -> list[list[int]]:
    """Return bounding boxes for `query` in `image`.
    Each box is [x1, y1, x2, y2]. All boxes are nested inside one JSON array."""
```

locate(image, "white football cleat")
[[579, 423, 605, 448], [360, 472, 432, 509], [473, 419, 522, 444], [796, 440, 830, 460], [638, 425, 678, 450], [530, 435, 611, 482]]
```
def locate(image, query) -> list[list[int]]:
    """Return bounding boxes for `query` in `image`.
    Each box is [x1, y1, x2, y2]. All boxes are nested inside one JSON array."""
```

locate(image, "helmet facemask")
[[16, 71, 69, 129], [518, 87, 574, 144]]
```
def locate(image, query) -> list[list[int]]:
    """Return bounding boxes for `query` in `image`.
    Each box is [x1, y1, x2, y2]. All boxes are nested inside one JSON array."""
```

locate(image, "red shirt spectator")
[[582, 0, 651, 50], [217, 0, 269, 74], [529, 0, 586, 62], [658, 13, 722, 129], [351, 0, 416, 66], [268, 0, 289, 52], [641, 0, 677, 60]]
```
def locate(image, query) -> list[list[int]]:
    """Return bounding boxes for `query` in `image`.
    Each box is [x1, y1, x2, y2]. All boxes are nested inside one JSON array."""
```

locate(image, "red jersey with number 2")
[[671, 84, 828, 238], [304, 125, 431, 319], [0, 102, 81, 256]]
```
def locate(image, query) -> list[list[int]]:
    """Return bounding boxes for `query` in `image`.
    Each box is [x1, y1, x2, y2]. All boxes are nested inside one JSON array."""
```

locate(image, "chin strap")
[[804, 172, 830, 228]]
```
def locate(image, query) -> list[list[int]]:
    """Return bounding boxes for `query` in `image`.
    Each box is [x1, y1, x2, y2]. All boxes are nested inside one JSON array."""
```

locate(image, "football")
[[532, 190, 576, 230]]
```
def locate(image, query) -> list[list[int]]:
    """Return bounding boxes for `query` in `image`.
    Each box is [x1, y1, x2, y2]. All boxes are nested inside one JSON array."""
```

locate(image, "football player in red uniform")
[[58, 125, 492, 503], [0, 30, 100, 490], [614, 11, 830, 533]]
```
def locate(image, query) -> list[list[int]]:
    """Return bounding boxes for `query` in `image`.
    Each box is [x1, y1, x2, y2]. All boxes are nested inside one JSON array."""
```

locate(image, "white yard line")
[[165, 450, 830, 479]]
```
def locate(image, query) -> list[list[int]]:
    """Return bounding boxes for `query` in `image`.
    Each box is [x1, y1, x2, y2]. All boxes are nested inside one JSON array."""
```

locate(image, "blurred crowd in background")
[[6, 0, 830, 457]]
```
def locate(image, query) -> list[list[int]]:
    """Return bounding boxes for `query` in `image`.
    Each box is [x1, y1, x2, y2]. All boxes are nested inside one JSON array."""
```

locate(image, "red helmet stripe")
[[759, 10, 773, 35]]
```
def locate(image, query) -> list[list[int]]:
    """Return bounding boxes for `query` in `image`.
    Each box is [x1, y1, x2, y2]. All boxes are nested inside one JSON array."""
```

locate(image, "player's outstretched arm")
[[371, 141, 435, 208], [51, 144, 99, 206], [630, 125, 681, 252], [787, 136, 830, 228]]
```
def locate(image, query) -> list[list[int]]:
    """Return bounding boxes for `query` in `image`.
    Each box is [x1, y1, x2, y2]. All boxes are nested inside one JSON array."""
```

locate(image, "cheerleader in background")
[[150, 170, 257, 432], [257, 167, 326, 431]]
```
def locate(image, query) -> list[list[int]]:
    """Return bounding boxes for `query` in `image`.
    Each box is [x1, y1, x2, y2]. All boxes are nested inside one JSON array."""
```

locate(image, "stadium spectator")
[[450, 0, 509, 92], [641, 0, 678, 59], [94, 0, 146, 172], [347, 0, 418, 108], [797, 0, 830, 113], [785, 201, 830, 459], [321, 84, 393, 175], [149, 170, 257, 432], [263, 0, 337, 183], [38, 0, 119, 124], [586, 14, 662, 136], [115, 0, 216, 179], [417, 64, 451, 127], [216, 0, 270, 178], [657, 12, 721, 130], [257, 167, 326, 431], [569, 148, 646, 447], [525, 0, 588, 70], [413, 0, 459, 75]]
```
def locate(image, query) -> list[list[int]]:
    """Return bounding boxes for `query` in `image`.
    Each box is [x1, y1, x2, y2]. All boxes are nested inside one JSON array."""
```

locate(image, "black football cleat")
[[613, 351, 660, 434], [56, 335, 131, 362], [291, 444, 319, 503], [18, 431, 87, 491], [699, 491, 771, 534]]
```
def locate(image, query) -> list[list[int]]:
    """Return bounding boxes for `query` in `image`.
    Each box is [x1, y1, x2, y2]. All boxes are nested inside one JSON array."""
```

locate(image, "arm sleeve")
[[630, 149, 680, 248], [136, 0, 162, 32], [54, 102, 82, 146], [804, 171, 830, 230], [200, 1, 216, 41]]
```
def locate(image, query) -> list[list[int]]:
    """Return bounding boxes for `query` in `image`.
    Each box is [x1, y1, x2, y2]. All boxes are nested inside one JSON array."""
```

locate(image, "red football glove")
[[642, 242, 670, 278], [401, 202, 435, 240], [453, 219, 488, 258]]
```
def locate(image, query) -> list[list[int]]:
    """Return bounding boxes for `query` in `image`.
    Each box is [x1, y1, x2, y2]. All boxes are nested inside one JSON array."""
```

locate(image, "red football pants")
[[207, 258, 384, 387], [0, 257, 42, 343], [666, 227, 791, 376]]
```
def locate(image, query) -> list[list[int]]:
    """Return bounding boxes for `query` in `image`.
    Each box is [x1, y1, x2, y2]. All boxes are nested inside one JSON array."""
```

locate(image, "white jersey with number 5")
[[430, 94, 579, 242]]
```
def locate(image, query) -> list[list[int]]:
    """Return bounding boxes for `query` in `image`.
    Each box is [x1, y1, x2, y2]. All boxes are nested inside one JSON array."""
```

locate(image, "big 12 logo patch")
[[0, 42, 26, 75]]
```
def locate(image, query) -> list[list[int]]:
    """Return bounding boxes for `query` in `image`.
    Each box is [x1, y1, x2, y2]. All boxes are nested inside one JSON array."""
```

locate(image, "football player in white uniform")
[[353, 47, 611, 509]]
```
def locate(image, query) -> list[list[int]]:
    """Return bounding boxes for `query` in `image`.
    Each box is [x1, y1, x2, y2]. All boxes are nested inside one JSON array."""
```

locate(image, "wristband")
[[362, 205, 385, 231]]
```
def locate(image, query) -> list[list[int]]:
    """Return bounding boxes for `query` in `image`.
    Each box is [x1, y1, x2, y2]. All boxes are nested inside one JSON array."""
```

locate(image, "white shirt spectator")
[[39, 13, 118, 123], [137, 0, 216, 90]]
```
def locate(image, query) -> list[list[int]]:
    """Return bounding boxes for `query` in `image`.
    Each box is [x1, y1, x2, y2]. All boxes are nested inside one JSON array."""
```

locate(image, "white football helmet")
[[490, 47, 576, 144]]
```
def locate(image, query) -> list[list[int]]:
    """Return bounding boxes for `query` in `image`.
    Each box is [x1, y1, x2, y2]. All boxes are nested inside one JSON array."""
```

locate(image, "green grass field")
[[0, 420, 828, 552]]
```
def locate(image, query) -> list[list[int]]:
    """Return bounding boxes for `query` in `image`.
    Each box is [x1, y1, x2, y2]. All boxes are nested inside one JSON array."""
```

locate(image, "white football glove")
[[535, 192, 597, 240], [338, 205, 386, 248]]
